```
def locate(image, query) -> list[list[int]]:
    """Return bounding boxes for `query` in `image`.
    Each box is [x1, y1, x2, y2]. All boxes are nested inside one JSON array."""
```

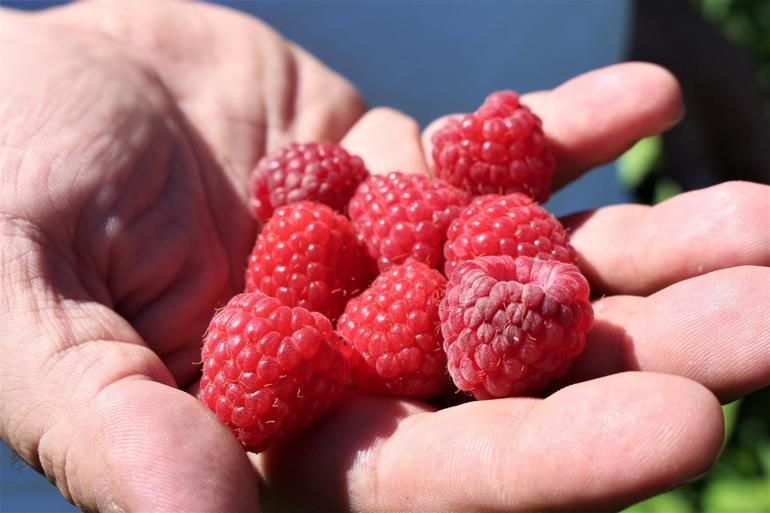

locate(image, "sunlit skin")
[[1, 2, 769, 512]]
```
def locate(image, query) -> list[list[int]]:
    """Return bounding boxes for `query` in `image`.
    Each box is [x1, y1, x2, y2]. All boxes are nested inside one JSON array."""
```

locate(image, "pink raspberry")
[[439, 255, 593, 399], [338, 260, 449, 398], [199, 292, 350, 452], [245, 202, 373, 321], [443, 193, 575, 278], [348, 171, 470, 271], [432, 90, 555, 201], [250, 142, 369, 221]]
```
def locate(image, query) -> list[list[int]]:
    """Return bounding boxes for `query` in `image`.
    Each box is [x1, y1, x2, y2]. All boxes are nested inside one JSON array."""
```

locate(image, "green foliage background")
[[697, 0, 770, 105], [620, 3, 769, 511]]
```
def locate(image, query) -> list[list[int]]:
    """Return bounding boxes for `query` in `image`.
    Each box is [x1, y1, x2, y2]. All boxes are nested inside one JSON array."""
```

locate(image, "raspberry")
[[338, 260, 449, 398], [348, 172, 470, 271], [199, 292, 350, 452], [250, 142, 369, 221], [443, 193, 575, 278], [439, 255, 593, 399], [431, 91, 555, 201], [245, 202, 373, 321]]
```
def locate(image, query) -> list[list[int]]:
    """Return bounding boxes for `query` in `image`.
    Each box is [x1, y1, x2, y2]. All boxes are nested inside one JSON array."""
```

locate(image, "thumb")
[[0, 225, 259, 512]]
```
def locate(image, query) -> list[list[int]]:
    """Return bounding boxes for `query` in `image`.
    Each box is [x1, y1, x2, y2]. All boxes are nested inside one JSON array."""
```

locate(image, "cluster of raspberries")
[[199, 91, 594, 452]]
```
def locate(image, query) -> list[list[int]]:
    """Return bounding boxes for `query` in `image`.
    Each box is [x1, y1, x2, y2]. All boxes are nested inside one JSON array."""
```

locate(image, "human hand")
[[0, 1, 362, 511], [255, 64, 770, 512], [3, 1, 768, 511]]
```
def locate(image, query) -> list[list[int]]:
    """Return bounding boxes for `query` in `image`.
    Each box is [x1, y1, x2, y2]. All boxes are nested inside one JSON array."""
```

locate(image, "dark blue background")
[[0, 1, 631, 511]]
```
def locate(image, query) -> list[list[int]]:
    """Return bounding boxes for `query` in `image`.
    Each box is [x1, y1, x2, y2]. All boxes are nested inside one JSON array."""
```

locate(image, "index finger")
[[423, 62, 684, 189]]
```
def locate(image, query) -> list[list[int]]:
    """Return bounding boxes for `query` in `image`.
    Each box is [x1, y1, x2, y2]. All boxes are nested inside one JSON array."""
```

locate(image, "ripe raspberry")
[[338, 260, 449, 398], [348, 172, 470, 271], [199, 292, 350, 452], [439, 255, 593, 399], [443, 193, 575, 278], [431, 90, 555, 201], [250, 142, 369, 221], [245, 202, 373, 321]]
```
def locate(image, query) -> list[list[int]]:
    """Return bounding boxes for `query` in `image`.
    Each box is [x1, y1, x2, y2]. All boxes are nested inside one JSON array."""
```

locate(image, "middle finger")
[[557, 265, 770, 402]]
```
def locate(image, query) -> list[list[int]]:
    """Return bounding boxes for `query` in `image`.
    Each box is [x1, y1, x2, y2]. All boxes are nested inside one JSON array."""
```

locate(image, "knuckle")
[[708, 181, 769, 215]]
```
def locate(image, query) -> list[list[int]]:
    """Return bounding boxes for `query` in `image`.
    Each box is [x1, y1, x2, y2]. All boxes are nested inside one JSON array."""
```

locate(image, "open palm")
[[0, 2, 361, 511], [1, 2, 768, 513]]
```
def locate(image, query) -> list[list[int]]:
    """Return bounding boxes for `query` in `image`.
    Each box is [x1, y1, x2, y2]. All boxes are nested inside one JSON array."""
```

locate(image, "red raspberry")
[[439, 255, 593, 399], [199, 292, 350, 452], [338, 260, 449, 398], [348, 172, 470, 271], [431, 91, 555, 201], [250, 142, 369, 221], [245, 202, 373, 321], [443, 193, 575, 278]]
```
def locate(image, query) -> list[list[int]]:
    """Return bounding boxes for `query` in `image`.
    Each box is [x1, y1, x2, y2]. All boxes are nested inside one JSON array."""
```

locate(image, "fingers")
[[421, 114, 458, 171], [44, 380, 260, 513], [562, 266, 770, 402], [288, 43, 367, 145], [258, 373, 723, 512], [521, 62, 683, 187], [423, 62, 683, 188], [0, 226, 259, 512], [565, 181, 770, 296], [342, 107, 430, 175], [254, 393, 434, 512], [38, 0, 365, 187]]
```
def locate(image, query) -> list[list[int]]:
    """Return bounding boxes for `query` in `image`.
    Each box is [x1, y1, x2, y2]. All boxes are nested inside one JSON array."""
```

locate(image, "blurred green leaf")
[[700, 0, 732, 21], [726, 14, 756, 47], [623, 489, 694, 513], [702, 479, 770, 512], [653, 176, 682, 203], [758, 442, 770, 477], [617, 136, 662, 189], [723, 400, 743, 446]]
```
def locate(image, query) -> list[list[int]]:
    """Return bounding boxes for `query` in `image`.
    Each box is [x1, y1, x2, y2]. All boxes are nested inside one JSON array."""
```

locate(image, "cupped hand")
[[0, 1, 362, 512], [256, 64, 770, 512], [2, 1, 768, 511]]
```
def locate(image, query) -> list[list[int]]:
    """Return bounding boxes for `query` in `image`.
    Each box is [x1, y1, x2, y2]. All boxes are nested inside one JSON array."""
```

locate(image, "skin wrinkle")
[[2, 234, 84, 466], [171, 114, 250, 301], [639, 267, 769, 394], [352, 412, 415, 513], [487, 400, 539, 509], [0, 218, 82, 310], [37, 375, 155, 510], [0, 52, 86, 150], [624, 206, 653, 289], [108, 180, 189, 315]]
